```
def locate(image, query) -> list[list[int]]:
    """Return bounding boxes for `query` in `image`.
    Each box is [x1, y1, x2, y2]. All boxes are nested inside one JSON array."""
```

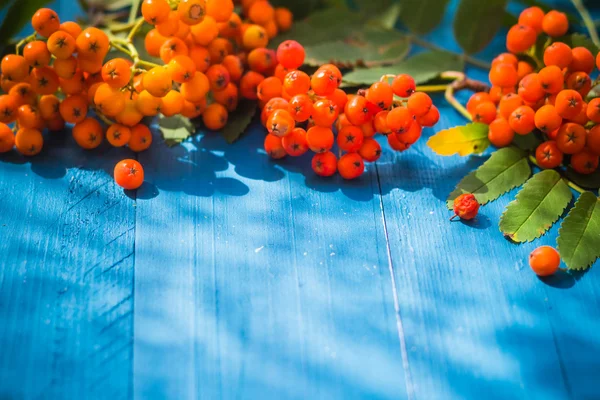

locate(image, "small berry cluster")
[[0, 0, 293, 173], [467, 6, 600, 175], [261, 41, 440, 179]]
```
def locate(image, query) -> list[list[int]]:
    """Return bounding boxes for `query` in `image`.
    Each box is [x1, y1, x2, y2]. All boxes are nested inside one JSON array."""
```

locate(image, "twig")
[[407, 34, 491, 70], [571, 0, 600, 48], [127, 17, 145, 42]]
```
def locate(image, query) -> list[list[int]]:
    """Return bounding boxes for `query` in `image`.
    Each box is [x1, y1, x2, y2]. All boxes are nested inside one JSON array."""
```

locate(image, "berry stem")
[[415, 84, 449, 92], [94, 109, 116, 125], [127, 17, 146, 42], [571, 0, 600, 48], [407, 34, 491, 70], [128, 0, 142, 24], [15, 33, 37, 56], [110, 41, 132, 57]]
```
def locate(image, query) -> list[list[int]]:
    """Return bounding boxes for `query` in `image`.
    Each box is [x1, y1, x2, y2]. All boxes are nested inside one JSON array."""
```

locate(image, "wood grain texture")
[[0, 133, 136, 399], [133, 129, 408, 399]]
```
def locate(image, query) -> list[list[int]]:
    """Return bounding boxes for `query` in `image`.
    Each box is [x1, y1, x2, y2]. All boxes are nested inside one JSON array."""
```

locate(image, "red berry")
[[451, 193, 479, 220]]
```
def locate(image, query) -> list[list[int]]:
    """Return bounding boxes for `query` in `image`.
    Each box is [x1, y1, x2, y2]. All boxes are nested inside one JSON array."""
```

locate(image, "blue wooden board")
[[1, 1, 599, 399]]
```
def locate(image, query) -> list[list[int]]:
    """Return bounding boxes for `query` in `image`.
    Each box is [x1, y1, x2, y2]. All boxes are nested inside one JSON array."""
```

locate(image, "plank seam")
[[374, 162, 414, 400]]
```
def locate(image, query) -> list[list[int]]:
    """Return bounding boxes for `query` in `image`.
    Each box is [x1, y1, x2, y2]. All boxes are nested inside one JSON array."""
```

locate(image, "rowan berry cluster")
[[261, 42, 440, 179], [467, 6, 600, 175], [0, 0, 293, 169]]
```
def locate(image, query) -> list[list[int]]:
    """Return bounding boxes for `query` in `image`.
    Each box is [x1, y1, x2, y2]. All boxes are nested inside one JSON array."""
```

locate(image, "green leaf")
[[565, 167, 600, 190], [158, 115, 195, 147], [427, 122, 490, 157], [269, 0, 321, 19], [354, 0, 395, 13], [454, 0, 509, 54], [399, 0, 450, 34], [512, 132, 543, 151], [500, 170, 572, 243], [367, 3, 401, 30], [447, 147, 531, 208], [342, 50, 463, 86], [219, 100, 257, 144], [304, 27, 410, 68], [557, 191, 600, 270], [0, 0, 53, 43]]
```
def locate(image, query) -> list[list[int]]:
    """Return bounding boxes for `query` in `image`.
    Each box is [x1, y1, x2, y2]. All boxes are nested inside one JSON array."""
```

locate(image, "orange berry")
[[274, 7, 293, 32], [492, 52, 518, 68], [586, 125, 600, 155], [177, 0, 207, 25], [508, 105, 535, 135], [60, 21, 82, 38], [571, 150, 599, 174], [417, 105, 440, 127], [15, 128, 43, 156], [337, 126, 364, 153], [466, 92, 492, 115], [556, 122, 586, 154], [142, 0, 171, 25], [1, 55, 28, 82], [529, 246, 560, 276], [373, 111, 391, 135], [129, 124, 153, 152], [281, 127, 308, 156], [517, 61, 535, 80], [386, 106, 414, 133], [277, 40, 305, 70], [190, 16, 218, 46], [212, 82, 239, 111], [180, 72, 209, 103], [73, 117, 104, 149], [498, 93, 524, 119], [288, 94, 313, 122], [222, 55, 244, 82], [534, 105, 562, 134], [264, 133, 286, 159], [242, 24, 268, 49], [53, 56, 77, 79], [30, 67, 59, 95], [518, 6, 544, 34], [506, 24, 537, 53], [538, 65, 564, 94], [207, 37, 232, 63], [267, 109, 295, 137], [160, 37, 189, 64], [206, 0, 233, 22], [59, 69, 85, 95], [116, 96, 144, 127], [75, 27, 109, 59], [0, 95, 18, 123], [94, 84, 126, 117], [239, 71, 264, 100], [565, 71, 591, 97], [392, 74, 416, 97], [518, 73, 545, 103], [472, 101, 497, 125], [202, 103, 228, 130], [586, 98, 600, 124], [181, 98, 206, 118], [143, 66, 173, 98], [536, 140, 563, 169], [114, 159, 144, 190], [206, 64, 231, 92], [543, 42, 572, 69], [160, 90, 185, 117], [101, 58, 131, 89], [358, 137, 382, 162], [188, 45, 211, 73], [136, 90, 163, 116], [17, 104, 43, 130], [488, 118, 514, 147], [59, 94, 88, 123], [47, 30, 75, 60], [145, 29, 167, 58], [407, 92, 432, 117], [106, 124, 132, 147], [542, 10, 568, 37], [32, 8, 60, 38], [387, 133, 409, 152], [38, 94, 60, 120], [0, 123, 14, 152], [218, 12, 242, 37], [156, 11, 180, 36], [10, 83, 37, 107], [248, 1, 274, 24], [555, 89, 583, 120], [23, 41, 51, 68], [489, 63, 518, 88], [338, 153, 365, 180], [569, 47, 594, 74], [311, 151, 337, 176], [306, 126, 334, 153]]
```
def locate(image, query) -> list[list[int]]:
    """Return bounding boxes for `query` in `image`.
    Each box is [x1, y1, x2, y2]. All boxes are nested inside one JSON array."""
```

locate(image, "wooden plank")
[[133, 127, 409, 398], [0, 134, 135, 399]]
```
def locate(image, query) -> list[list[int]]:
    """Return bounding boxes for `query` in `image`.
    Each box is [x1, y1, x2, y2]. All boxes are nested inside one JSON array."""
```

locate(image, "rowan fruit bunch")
[[0, 0, 294, 157], [466, 6, 600, 175], [261, 41, 441, 180]]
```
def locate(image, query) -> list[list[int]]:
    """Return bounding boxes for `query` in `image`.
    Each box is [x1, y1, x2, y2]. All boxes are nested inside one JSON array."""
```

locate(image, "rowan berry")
[[181, 99, 206, 119], [358, 137, 382, 162], [386, 106, 414, 134], [160, 90, 185, 117], [529, 246, 560, 276], [555, 89, 583, 120], [569, 47, 594, 74], [337, 153, 364, 180], [488, 118, 515, 147], [160, 37, 189, 64], [391, 74, 415, 97], [240, 71, 264, 100], [0, 95, 18, 123], [145, 29, 167, 58], [466, 92, 493, 115], [398, 120, 422, 145], [565, 71, 591, 97], [556, 122, 586, 154], [248, 1, 274, 24], [77, 54, 104, 74], [177, 0, 207, 25], [543, 42, 572, 69], [489, 63, 518, 88], [59, 69, 85, 95], [337, 126, 364, 153], [47, 30, 75, 60], [587, 98, 600, 124], [506, 24, 537, 53], [267, 109, 295, 137], [94, 84, 126, 117], [23, 41, 51, 68], [518, 73, 545, 103], [36, 95, 58, 121], [112, 159, 144, 190], [280, 127, 308, 157], [280, 70, 308, 97], [542, 10, 568, 37], [204, 64, 229, 92], [288, 94, 313, 122], [247, 48, 276, 74], [373, 110, 391, 135], [0, 77, 16, 93], [536, 141, 563, 168], [345, 95, 377, 126], [32, 8, 60, 38], [492, 52, 518, 68], [1, 55, 28, 82], [518, 6, 544, 34], [311, 99, 337, 127], [571, 150, 599, 174], [72, 117, 103, 149], [206, 0, 232, 22], [587, 125, 600, 155], [451, 193, 479, 220], [276, 40, 305, 70], [59, 94, 88, 123], [407, 92, 432, 117], [275, 7, 293, 32], [417, 105, 440, 127], [129, 124, 153, 152], [242, 25, 269, 49], [53, 56, 78, 79], [489, 86, 514, 104], [498, 93, 524, 119], [142, 66, 172, 98], [30, 67, 59, 95], [155, 11, 179, 36], [9, 83, 36, 107], [217, 12, 242, 38], [76, 27, 109, 59], [261, 97, 288, 125], [101, 58, 131, 89], [15, 128, 43, 156], [209, 38, 233, 64], [534, 105, 562, 134], [570, 101, 590, 126], [538, 65, 564, 94], [189, 17, 219, 46], [517, 61, 535, 80], [106, 124, 132, 147], [219, 55, 242, 83], [387, 133, 409, 152], [327, 89, 348, 111], [142, 0, 171, 25], [187, 45, 211, 73], [306, 126, 334, 153], [17, 105, 43, 130], [59, 21, 82, 38], [311, 151, 337, 176], [0, 123, 14, 153], [509, 105, 535, 135], [213, 82, 239, 111], [472, 101, 497, 125], [264, 133, 286, 159]]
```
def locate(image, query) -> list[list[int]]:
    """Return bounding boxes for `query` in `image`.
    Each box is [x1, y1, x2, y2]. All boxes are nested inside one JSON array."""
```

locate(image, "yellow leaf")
[[427, 122, 490, 156]]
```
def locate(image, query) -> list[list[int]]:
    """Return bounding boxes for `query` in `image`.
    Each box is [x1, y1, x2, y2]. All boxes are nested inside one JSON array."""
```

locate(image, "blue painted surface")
[[0, 1, 599, 399]]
